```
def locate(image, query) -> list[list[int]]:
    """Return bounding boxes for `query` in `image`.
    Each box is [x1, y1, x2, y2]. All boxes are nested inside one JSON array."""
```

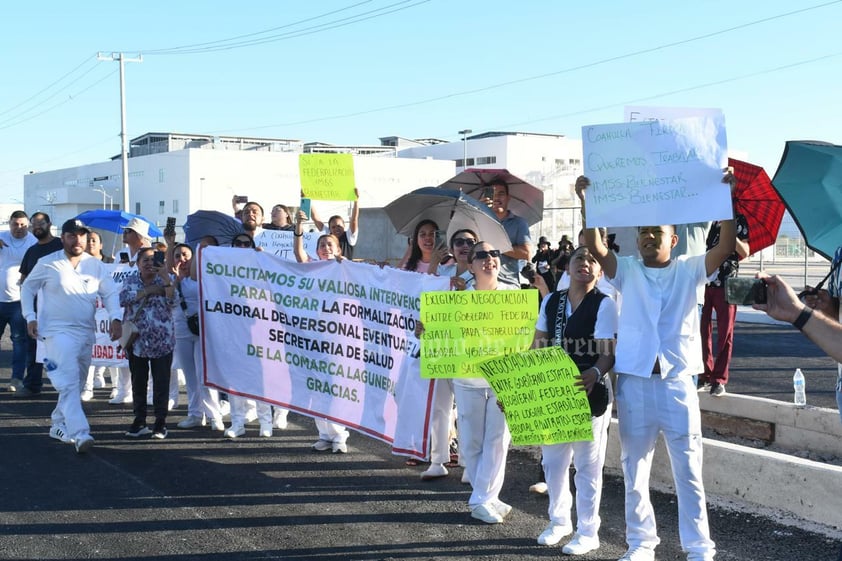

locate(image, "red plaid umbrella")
[[729, 157, 785, 255]]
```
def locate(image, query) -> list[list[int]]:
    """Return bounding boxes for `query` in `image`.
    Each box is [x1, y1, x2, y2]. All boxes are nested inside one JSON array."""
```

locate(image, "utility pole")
[[97, 52, 142, 213]]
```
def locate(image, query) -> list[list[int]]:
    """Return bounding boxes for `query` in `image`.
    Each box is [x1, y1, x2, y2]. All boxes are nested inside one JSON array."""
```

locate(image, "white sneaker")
[[537, 522, 573, 546], [80, 390, 94, 402], [224, 424, 246, 438], [618, 546, 656, 561], [210, 418, 225, 431], [109, 388, 118, 399], [177, 416, 204, 429], [420, 463, 448, 480], [49, 425, 72, 443], [492, 500, 512, 519], [562, 533, 600, 555], [258, 423, 273, 438], [167, 399, 177, 411], [332, 441, 348, 454], [75, 435, 95, 454], [470, 503, 503, 524], [312, 439, 332, 452], [109, 393, 132, 405], [529, 481, 548, 495], [273, 409, 288, 429], [219, 400, 231, 417]]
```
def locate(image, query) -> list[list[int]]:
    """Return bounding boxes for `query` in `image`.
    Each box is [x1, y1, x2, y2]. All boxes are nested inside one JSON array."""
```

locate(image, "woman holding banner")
[[530, 245, 617, 554], [167, 236, 226, 433], [452, 241, 516, 524], [410, 228, 476, 480], [294, 211, 351, 453]]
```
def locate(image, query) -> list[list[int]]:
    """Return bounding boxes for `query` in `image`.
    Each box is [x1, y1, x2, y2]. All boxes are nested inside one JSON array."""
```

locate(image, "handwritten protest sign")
[[299, 153, 356, 201], [253, 229, 319, 261], [91, 263, 134, 367], [198, 247, 449, 457], [477, 347, 593, 445], [419, 289, 538, 378], [581, 114, 730, 227]]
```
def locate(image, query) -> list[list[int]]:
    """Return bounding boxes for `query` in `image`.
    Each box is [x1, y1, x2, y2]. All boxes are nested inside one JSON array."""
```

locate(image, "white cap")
[[120, 217, 151, 240]]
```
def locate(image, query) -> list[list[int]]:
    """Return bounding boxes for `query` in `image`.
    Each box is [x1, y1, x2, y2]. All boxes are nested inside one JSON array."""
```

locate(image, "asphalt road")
[[1, 323, 841, 561]]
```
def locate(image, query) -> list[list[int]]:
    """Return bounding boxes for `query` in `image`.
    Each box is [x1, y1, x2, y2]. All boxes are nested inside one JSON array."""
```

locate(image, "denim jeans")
[[0, 301, 28, 380]]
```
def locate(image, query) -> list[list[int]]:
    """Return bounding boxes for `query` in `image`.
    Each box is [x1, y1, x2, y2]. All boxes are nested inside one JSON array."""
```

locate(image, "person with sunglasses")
[[411, 229, 480, 481], [452, 241, 516, 524]]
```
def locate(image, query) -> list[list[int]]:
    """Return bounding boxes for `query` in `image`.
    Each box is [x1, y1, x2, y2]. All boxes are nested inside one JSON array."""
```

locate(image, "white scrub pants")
[[315, 419, 349, 444], [541, 403, 611, 538], [453, 384, 510, 509], [429, 378, 455, 464], [41, 332, 94, 442], [173, 333, 222, 423], [616, 374, 715, 559]]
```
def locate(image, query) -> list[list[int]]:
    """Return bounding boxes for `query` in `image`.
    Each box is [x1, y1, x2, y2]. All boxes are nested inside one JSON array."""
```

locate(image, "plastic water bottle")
[[793, 368, 806, 408], [43, 358, 57, 372]]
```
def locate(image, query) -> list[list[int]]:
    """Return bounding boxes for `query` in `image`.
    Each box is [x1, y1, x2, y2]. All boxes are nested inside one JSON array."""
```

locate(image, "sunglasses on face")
[[473, 249, 501, 260], [452, 238, 476, 248], [232, 239, 253, 247]]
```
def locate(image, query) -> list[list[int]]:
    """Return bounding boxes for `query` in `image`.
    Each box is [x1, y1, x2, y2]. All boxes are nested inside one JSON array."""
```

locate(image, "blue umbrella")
[[75, 209, 164, 238], [183, 210, 244, 246], [772, 140, 842, 259]]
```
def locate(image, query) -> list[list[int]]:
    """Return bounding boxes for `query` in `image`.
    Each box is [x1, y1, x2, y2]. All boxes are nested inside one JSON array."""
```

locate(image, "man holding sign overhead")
[[577, 169, 737, 561]]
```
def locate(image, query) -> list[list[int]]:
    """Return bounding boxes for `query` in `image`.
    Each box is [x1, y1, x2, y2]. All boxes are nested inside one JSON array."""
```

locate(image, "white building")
[[386, 131, 585, 245], [23, 132, 455, 261]]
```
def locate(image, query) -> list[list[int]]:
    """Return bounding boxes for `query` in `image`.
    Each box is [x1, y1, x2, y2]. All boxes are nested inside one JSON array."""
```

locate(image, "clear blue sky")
[[1, 0, 840, 203]]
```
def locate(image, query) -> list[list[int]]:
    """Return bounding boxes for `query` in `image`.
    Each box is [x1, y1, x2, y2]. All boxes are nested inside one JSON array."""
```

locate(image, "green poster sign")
[[477, 347, 593, 445], [420, 289, 538, 378], [299, 153, 356, 200]]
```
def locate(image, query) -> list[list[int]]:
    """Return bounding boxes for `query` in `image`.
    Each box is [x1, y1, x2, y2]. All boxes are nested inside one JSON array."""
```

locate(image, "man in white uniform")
[[20, 219, 123, 453], [577, 174, 736, 561]]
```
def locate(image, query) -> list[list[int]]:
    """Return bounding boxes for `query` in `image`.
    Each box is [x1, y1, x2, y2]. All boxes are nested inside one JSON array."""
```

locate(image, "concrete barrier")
[[603, 393, 842, 530]]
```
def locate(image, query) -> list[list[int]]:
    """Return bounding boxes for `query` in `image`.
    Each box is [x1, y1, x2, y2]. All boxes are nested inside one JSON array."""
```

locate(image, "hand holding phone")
[[725, 277, 767, 305], [164, 217, 176, 238], [153, 251, 166, 267], [235, 195, 248, 204], [299, 198, 311, 220], [119, 252, 130, 264]]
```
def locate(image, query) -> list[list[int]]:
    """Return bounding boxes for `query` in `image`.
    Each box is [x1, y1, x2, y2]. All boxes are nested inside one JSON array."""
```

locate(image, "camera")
[[521, 264, 536, 283], [725, 277, 767, 305]]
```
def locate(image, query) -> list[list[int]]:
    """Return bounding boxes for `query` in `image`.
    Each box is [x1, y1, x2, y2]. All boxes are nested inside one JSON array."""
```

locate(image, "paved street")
[[1, 324, 841, 560]]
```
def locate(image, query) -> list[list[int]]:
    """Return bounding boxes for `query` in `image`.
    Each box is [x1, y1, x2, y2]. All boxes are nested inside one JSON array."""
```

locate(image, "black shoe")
[[126, 421, 152, 438], [13, 387, 40, 398], [710, 383, 726, 397]]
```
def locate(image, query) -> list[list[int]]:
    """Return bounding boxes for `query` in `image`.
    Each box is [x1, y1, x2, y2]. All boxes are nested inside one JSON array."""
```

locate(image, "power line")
[[141, 0, 376, 54], [0, 55, 97, 118], [0, 69, 118, 131], [487, 52, 842, 133], [213, 0, 841, 135], [144, 0, 430, 55]]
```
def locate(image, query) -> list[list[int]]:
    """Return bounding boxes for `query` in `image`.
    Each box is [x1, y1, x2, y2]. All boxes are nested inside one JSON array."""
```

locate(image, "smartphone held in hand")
[[725, 277, 767, 305], [299, 198, 311, 220]]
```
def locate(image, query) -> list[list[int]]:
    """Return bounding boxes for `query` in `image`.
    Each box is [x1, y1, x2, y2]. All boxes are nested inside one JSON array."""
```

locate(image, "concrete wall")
[[604, 393, 842, 530]]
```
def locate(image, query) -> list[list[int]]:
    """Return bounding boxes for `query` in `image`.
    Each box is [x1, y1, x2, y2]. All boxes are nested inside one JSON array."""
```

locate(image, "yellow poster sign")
[[419, 289, 537, 378], [298, 153, 356, 200], [477, 347, 593, 445]]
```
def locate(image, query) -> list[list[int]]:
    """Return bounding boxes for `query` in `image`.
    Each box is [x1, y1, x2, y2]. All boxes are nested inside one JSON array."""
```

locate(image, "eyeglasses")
[[232, 239, 253, 248], [473, 249, 501, 260], [452, 238, 476, 248]]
